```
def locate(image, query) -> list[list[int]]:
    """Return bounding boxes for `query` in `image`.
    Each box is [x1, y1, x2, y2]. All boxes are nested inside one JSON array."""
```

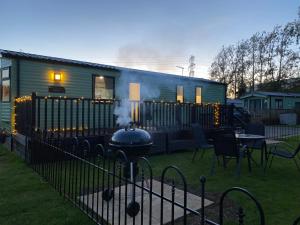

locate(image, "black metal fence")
[[15, 93, 234, 137], [264, 125, 300, 141], [249, 108, 300, 125], [27, 135, 266, 225], [218, 105, 300, 141]]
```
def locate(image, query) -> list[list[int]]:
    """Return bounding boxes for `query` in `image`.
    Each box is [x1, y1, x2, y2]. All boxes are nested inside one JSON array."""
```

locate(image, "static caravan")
[[241, 91, 300, 112], [0, 49, 226, 133]]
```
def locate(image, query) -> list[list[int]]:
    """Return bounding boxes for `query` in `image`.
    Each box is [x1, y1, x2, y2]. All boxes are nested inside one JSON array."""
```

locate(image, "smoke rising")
[[113, 71, 161, 127], [114, 99, 132, 127], [115, 43, 187, 74]]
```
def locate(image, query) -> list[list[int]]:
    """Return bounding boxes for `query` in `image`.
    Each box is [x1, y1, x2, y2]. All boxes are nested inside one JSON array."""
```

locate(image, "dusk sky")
[[1, 0, 299, 78]]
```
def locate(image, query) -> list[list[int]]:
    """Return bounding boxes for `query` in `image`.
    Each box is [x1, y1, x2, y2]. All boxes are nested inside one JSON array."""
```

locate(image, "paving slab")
[[79, 179, 213, 225]]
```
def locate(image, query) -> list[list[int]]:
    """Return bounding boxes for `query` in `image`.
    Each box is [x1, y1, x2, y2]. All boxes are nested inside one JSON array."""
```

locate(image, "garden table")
[[235, 133, 266, 166]]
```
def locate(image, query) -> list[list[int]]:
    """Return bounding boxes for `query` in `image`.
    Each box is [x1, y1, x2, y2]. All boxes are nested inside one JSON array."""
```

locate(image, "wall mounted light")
[[54, 73, 61, 81]]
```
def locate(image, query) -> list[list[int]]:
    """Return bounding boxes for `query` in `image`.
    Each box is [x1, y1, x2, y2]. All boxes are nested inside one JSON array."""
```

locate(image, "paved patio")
[[79, 179, 213, 225]]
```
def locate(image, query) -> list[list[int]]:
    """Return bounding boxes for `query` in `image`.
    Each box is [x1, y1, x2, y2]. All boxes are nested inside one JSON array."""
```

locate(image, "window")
[[176, 85, 184, 103], [195, 87, 202, 104], [129, 83, 140, 120], [129, 83, 140, 101], [275, 99, 283, 109], [1, 68, 10, 102], [249, 99, 262, 111], [94, 76, 114, 99]]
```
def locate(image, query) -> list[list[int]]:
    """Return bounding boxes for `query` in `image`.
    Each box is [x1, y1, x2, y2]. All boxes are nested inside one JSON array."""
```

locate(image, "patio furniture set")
[[190, 123, 300, 175]]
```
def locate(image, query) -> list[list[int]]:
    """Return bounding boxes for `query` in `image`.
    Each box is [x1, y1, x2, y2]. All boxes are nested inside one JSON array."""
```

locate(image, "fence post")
[[238, 207, 245, 225], [191, 104, 196, 124], [31, 92, 36, 137], [200, 176, 206, 225]]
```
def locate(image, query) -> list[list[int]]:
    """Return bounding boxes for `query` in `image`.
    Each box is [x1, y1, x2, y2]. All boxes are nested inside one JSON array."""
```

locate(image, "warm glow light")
[[54, 73, 61, 81], [129, 83, 140, 120], [177, 85, 184, 103], [129, 83, 140, 101], [213, 103, 221, 127], [196, 87, 202, 104]]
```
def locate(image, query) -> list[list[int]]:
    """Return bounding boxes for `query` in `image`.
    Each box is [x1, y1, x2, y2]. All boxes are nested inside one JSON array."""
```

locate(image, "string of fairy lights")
[[12, 95, 221, 134], [213, 103, 221, 127]]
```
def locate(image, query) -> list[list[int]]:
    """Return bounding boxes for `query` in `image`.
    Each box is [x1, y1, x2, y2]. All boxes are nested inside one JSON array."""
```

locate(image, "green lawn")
[[149, 137, 300, 225], [0, 145, 94, 225], [1, 137, 300, 225]]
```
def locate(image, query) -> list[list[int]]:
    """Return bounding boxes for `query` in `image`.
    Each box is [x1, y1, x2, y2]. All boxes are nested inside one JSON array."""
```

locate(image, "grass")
[[1, 137, 300, 225], [0, 145, 94, 225], [149, 136, 300, 225]]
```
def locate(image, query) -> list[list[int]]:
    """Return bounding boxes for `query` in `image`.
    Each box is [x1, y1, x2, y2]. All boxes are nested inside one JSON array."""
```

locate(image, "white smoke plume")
[[113, 64, 209, 127], [114, 99, 132, 127], [113, 71, 161, 127]]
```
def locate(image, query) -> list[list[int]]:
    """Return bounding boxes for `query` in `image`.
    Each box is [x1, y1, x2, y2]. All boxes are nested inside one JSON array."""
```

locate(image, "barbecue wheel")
[[102, 189, 114, 201], [126, 201, 140, 217]]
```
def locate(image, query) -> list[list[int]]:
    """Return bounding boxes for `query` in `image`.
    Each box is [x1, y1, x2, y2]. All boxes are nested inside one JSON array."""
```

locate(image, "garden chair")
[[191, 124, 213, 161], [211, 130, 252, 177], [264, 142, 300, 171], [244, 122, 266, 165]]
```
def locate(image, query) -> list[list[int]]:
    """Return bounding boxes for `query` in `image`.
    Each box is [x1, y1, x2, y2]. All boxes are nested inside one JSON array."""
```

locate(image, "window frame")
[[275, 99, 283, 109], [195, 86, 202, 104], [0, 67, 11, 102], [176, 85, 184, 103], [92, 74, 115, 100]]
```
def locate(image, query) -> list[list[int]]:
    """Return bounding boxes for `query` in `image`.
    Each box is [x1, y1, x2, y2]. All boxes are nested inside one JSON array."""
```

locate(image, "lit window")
[[129, 83, 140, 121], [129, 83, 140, 101], [176, 85, 184, 103], [1, 68, 10, 102], [195, 87, 202, 104], [54, 73, 61, 81], [94, 76, 114, 99]]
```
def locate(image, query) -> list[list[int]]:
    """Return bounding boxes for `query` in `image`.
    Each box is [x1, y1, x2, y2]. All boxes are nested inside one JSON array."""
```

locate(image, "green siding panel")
[[1, 58, 225, 132], [243, 95, 300, 110], [114, 71, 225, 103], [18, 59, 225, 103], [0, 57, 16, 131], [19, 60, 119, 98]]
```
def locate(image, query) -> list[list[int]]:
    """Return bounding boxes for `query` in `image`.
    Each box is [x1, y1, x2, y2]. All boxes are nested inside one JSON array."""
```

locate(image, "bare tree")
[[210, 9, 300, 98], [248, 33, 260, 92], [275, 24, 297, 84], [236, 40, 250, 97], [210, 46, 235, 96], [257, 32, 267, 85], [264, 28, 278, 83]]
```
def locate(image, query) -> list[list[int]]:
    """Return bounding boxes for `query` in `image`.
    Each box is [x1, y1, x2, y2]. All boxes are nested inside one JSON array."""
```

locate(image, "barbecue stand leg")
[[126, 162, 140, 217]]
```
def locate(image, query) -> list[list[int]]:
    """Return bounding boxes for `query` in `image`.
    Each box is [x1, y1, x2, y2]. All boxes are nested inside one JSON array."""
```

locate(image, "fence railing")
[[265, 125, 300, 140], [28, 135, 266, 225], [247, 109, 300, 141], [15, 93, 234, 137], [250, 109, 300, 125]]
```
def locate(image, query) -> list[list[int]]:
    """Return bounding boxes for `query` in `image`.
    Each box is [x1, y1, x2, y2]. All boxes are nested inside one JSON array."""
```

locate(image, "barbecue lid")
[[110, 128, 152, 147]]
